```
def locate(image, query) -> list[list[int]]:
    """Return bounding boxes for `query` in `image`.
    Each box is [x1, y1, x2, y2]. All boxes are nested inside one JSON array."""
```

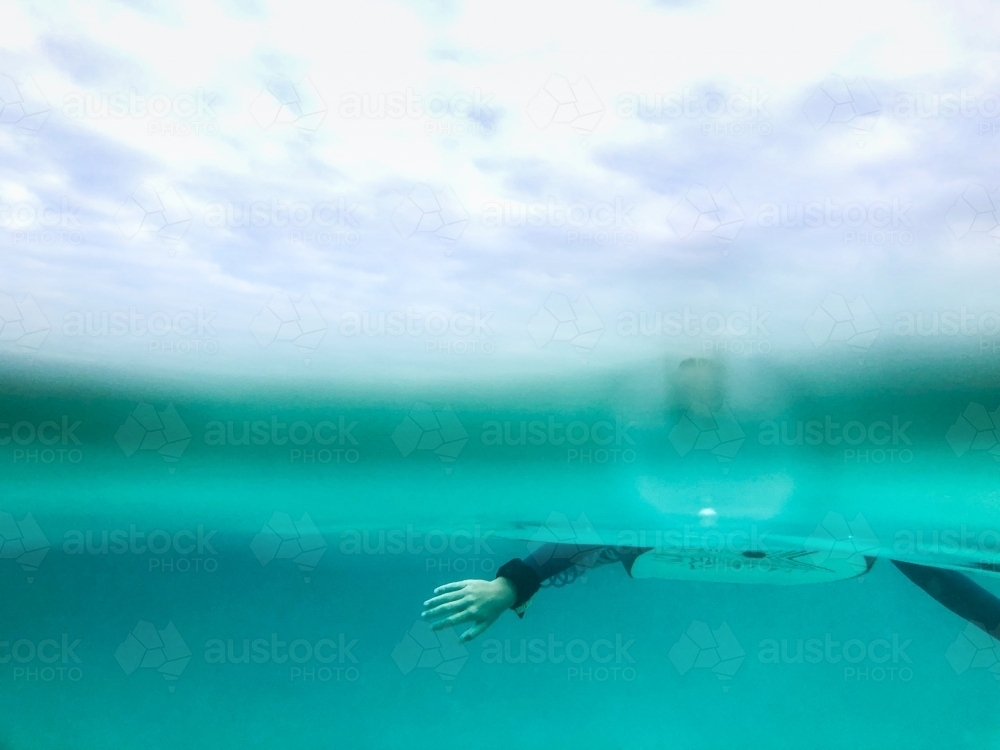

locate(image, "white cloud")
[[1, 0, 999, 383]]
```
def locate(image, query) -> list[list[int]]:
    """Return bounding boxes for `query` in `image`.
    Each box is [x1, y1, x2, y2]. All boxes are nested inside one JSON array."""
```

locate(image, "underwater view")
[[4, 0, 1000, 747]]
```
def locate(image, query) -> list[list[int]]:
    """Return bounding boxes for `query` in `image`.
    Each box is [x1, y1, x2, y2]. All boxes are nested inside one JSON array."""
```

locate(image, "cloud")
[[1, 0, 998, 383]]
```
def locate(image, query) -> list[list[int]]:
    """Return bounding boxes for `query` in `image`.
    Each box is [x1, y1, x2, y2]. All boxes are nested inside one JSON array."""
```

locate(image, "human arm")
[[893, 560, 1000, 634], [421, 577, 517, 642], [420, 543, 611, 641]]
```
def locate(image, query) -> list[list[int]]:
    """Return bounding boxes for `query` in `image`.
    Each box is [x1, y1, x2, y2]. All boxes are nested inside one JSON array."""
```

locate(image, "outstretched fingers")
[[429, 610, 476, 631], [432, 581, 469, 595], [421, 597, 470, 621], [423, 590, 466, 609], [460, 622, 490, 642]]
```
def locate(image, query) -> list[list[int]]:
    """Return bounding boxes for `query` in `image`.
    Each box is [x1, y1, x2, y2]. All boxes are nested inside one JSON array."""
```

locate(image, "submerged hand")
[[421, 578, 516, 642]]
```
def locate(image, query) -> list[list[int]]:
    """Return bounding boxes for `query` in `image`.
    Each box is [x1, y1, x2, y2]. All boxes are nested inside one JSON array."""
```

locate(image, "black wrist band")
[[496, 558, 541, 610]]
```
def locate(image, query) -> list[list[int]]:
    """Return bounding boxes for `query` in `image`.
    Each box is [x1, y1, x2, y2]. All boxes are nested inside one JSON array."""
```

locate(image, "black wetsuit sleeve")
[[495, 558, 543, 611], [496, 543, 605, 613], [893, 560, 1000, 634]]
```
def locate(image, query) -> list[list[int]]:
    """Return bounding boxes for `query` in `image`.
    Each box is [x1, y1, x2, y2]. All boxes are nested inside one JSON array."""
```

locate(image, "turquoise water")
[[2, 354, 1000, 748], [9, 0, 1000, 745]]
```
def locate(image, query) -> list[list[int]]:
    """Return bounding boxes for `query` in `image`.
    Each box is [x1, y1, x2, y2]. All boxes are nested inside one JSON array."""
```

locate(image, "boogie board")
[[627, 545, 875, 585], [511, 521, 1000, 586], [507, 512, 881, 585]]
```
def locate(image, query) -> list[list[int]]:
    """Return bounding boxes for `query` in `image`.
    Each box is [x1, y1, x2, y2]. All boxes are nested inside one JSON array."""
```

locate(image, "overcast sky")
[[3, 0, 1000, 385]]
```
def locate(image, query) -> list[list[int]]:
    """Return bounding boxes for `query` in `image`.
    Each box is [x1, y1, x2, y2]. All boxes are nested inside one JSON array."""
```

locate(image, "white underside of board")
[[629, 546, 873, 584]]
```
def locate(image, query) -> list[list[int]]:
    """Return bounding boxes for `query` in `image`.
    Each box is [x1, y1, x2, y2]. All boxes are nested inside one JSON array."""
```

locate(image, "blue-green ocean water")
[[2, 354, 1000, 748]]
